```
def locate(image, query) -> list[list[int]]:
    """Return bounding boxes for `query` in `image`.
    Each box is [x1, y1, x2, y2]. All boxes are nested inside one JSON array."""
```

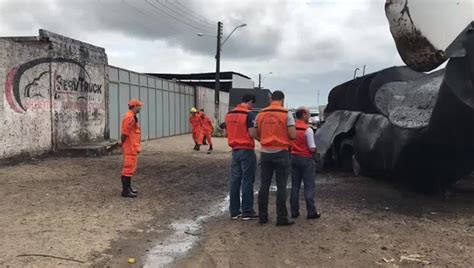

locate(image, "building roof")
[[146, 71, 252, 81]]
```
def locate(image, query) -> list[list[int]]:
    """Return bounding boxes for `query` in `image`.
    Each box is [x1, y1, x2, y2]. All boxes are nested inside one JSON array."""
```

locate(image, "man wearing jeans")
[[290, 107, 321, 220], [251, 91, 296, 226], [225, 94, 258, 220]]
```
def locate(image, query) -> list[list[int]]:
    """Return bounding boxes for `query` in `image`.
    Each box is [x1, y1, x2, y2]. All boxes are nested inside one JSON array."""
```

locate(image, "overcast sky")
[[0, 0, 404, 108]]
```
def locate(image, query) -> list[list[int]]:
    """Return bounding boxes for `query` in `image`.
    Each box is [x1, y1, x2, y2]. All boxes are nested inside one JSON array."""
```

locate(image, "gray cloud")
[[0, 0, 407, 107]]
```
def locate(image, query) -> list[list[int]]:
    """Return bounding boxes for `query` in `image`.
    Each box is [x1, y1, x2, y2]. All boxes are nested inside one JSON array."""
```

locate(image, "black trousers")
[[258, 150, 290, 222]]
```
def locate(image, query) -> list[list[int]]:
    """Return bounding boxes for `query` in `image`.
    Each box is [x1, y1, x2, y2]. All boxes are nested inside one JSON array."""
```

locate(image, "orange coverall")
[[121, 110, 141, 177], [200, 113, 213, 146], [189, 114, 203, 145]]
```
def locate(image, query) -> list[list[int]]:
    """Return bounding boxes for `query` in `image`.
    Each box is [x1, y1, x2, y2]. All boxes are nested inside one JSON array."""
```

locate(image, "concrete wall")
[[0, 30, 107, 159], [196, 86, 229, 123]]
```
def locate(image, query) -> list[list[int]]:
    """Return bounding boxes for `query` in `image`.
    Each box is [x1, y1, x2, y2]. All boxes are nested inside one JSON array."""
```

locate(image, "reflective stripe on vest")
[[291, 120, 313, 157], [225, 104, 255, 150], [257, 102, 290, 150]]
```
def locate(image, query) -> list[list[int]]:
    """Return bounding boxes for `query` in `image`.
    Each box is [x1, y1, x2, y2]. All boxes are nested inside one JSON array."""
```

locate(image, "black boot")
[[193, 144, 199, 150], [202, 138, 207, 145], [129, 177, 138, 194], [121, 176, 137, 198], [208, 145, 213, 151]]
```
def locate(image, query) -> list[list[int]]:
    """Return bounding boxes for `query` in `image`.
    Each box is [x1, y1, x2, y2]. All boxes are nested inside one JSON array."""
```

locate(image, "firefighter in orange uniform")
[[120, 99, 143, 198], [199, 109, 213, 151], [251, 90, 296, 226], [189, 107, 202, 150], [290, 107, 321, 220]]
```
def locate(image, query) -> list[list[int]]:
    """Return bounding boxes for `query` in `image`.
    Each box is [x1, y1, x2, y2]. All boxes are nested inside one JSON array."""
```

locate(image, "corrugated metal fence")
[[108, 66, 195, 141]]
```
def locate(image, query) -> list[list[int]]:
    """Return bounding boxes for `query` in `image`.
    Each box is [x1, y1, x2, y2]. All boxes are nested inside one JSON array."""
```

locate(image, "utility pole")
[[317, 89, 320, 107], [258, 74, 262, 89], [214, 21, 223, 125], [362, 65, 366, 76]]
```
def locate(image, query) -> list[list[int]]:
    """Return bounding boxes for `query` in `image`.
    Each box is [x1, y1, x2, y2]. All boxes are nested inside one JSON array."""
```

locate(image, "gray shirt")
[[254, 111, 295, 153]]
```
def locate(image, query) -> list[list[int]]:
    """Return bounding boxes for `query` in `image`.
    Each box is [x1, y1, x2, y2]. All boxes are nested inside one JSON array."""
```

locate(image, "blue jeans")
[[290, 155, 317, 217], [229, 149, 257, 216]]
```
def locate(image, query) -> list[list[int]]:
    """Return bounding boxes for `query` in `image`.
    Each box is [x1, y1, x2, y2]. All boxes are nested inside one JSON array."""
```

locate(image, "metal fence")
[[108, 66, 195, 141]]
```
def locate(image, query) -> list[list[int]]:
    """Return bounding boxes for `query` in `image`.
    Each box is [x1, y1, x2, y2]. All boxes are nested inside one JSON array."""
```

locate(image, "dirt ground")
[[1, 134, 474, 267], [177, 174, 474, 268], [0, 135, 230, 267]]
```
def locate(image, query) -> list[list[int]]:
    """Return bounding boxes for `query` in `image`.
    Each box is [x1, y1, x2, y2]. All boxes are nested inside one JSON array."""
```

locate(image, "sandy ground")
[[1, 134, 474, 267]]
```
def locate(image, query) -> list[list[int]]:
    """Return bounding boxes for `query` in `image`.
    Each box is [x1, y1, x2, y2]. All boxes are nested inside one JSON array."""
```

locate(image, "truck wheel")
[[352, 155, 361, 176]]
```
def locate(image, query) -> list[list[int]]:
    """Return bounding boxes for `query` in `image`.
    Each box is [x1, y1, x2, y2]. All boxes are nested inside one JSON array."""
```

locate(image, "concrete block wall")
[[0, 30, 108, 159]]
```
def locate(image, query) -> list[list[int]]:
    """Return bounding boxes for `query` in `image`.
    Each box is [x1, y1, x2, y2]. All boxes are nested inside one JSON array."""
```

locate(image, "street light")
[[197, 22, 247, 124], [353, 67, 360, 79]]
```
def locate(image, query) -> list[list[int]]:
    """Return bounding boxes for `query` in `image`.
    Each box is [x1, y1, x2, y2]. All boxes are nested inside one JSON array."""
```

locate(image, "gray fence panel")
[[163, 91, 170, 137], [148, 88, 157, 139], [185, 94, 190, 132], [169, 92, 176, 136], [119, 83, 130, 122], [157, 89, 164, 138], [139, 86, 149, 140], [175, 91, 181, 134], [180, 94, 186, 133], [109, 83, 120, 140], [131, 85, 139, 101], [108, 66, 194, 141]]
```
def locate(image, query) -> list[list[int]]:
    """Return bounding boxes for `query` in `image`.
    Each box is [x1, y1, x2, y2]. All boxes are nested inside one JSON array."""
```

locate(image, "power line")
[[175, 0, 217, 25], [167, 0, 216, 27], [144, 0, 214, 35], [97, 0, 167, 36], [157, 0, 216, 30], [121, 0, 180, 34]]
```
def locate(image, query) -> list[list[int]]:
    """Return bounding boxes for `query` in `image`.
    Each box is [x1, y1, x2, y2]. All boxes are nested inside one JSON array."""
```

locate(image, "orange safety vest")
[[291, 119, 313, 158], [121, 110, 141, 155], [257, 101, 290, 150], [225, 104, 255, 150]]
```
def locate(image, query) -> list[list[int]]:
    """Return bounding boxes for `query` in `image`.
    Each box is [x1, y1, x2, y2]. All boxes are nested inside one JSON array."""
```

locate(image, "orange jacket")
[[291, 120, 313, 158], [201, 114, 213, 133], [121, 110, 141, 155], [257, 101, 290, 150], [189, 114, 202, 132], [225, 104, 255, 150]]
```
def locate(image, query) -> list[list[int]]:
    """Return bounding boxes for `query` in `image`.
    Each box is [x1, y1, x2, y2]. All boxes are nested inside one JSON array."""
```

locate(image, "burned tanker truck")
[[316, 0, 474, 191]]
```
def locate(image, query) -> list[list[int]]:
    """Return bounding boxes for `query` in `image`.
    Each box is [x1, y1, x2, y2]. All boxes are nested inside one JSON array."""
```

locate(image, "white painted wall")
[[195, 86, 229, 124], [232, 74, 254, 89], [0, 30, 108, 159]]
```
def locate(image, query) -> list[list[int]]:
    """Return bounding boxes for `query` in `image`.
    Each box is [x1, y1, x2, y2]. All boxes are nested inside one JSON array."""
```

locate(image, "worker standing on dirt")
[[120, 99, 143, 198], [290, 107, 321, 220], [189, 107, 202, 150], [252, 90, 296, 226], [199, 109, 213, 151], [225, 94, 259, 220]]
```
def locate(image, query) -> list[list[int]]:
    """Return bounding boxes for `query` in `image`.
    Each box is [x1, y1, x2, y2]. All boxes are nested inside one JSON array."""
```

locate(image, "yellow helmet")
[[190, 107, 197, 113]]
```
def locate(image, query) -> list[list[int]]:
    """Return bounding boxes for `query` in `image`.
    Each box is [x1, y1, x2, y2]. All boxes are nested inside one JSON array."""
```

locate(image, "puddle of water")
[[144, 196, 229, 268], [144, 184, 287, 267]]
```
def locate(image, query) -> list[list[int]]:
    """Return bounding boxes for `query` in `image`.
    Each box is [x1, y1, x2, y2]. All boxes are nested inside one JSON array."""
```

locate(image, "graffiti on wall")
[[4, 57, 103, 114], [4, 57, 105, 143]]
